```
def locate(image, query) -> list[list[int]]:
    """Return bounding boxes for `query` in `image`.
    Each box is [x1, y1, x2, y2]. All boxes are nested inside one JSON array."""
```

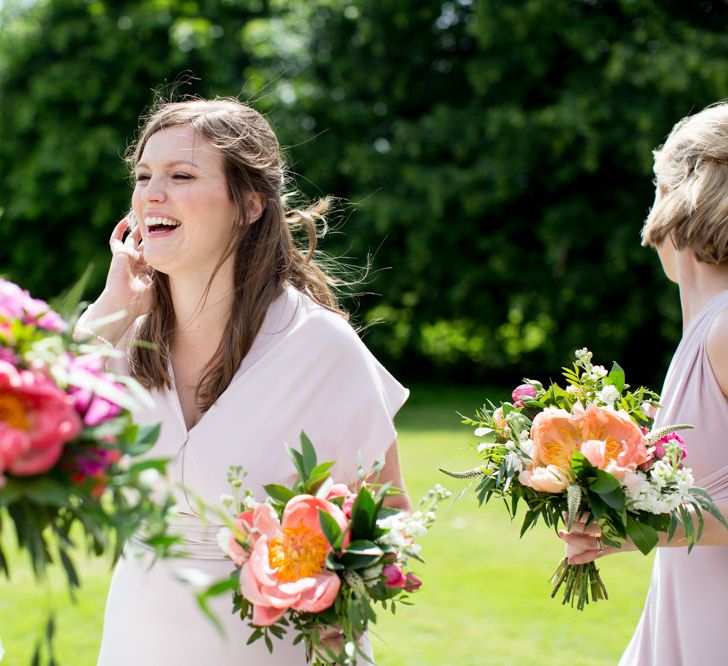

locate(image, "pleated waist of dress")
[[131, 510, 229, 561]]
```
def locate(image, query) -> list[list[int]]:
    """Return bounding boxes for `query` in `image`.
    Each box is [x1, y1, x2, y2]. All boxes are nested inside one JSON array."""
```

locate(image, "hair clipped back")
[[642, 102, 728, 264], [126, 97, 347, 412]]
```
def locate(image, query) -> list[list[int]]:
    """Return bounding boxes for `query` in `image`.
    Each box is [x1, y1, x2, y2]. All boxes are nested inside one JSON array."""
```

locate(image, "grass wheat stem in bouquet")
[[442, 348, 728, 610]]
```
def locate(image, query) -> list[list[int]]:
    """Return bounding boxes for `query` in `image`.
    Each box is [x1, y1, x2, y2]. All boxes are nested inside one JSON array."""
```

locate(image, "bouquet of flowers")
[[195, 433, 448, 665], [0, 278, 175, 589], [442, 348, 728, 610]]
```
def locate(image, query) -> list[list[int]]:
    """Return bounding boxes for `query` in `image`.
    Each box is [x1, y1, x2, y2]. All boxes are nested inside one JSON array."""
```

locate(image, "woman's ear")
[[244, 191, 267, 224]]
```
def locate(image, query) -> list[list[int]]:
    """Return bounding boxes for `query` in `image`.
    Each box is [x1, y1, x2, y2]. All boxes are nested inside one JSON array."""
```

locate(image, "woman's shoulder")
[[289, 287, 364, 353], [706, 306, 728, 398]]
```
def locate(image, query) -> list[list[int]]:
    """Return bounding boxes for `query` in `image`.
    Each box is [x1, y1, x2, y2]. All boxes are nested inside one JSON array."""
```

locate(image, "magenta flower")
[[382, 563, 407, 589], [67, 355, 123, 426], [654, 432, 688, 461], [404, 573, 422, 592], [512, 384, 537, 407], [0, 279, 65, 333]]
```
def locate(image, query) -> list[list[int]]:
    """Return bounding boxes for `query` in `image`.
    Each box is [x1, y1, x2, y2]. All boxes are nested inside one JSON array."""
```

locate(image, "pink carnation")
[[654, 432, 688, 461], [0, 361, 82, 476], [0, 280, 65, 333]]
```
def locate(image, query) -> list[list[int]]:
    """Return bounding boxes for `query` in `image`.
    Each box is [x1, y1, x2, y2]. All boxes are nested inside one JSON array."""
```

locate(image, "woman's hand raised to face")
[[76, 215, 154, 347], [106, 215, 154, 322]]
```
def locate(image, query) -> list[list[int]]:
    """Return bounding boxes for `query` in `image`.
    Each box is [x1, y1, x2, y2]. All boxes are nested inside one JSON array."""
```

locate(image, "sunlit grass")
[[0, 384, 652, 665]]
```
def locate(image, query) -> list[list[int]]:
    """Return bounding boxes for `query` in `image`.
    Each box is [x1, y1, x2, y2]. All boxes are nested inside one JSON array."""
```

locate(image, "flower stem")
[[550, 558, 608, 610]]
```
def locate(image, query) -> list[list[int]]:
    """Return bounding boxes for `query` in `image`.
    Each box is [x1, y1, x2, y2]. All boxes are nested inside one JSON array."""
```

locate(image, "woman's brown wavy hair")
[[125, 97, 347, 411]]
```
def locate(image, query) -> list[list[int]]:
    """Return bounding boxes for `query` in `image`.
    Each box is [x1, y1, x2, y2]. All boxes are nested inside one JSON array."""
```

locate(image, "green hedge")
[[3, 0, 727, 386]]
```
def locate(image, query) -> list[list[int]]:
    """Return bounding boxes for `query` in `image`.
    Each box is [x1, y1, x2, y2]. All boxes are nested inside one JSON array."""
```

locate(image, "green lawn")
[[0, 384, 653, 665]]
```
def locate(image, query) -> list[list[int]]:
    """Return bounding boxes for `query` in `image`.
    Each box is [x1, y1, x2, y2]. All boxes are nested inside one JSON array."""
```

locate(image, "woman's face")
[[132, 125, 238, 278]]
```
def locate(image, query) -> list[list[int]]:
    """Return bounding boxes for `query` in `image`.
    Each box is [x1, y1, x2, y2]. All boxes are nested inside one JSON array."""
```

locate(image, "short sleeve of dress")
[[293, 309, 409, 484]]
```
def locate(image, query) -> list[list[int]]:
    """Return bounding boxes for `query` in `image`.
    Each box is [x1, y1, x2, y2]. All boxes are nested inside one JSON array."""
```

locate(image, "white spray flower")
[[596, 385, 620, 406]]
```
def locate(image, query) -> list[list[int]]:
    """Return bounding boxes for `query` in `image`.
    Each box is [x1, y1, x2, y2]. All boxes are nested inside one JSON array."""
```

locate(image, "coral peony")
[[239, 495, 349, 626], [579, 404, 649, 478], [0, 361, 82, 476]]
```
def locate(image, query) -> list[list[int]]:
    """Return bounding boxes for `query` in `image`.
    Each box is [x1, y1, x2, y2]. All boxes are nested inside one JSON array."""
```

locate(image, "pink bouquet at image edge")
[[0, 279, 126, 488]]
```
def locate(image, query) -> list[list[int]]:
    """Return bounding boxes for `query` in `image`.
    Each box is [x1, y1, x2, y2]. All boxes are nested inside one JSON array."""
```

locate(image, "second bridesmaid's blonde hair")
[[642, 102, 728, 264]]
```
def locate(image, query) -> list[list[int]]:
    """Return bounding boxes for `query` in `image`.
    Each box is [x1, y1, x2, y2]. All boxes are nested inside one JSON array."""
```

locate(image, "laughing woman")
[[560, 104, 728, 666], [78, 98, 410, 665]]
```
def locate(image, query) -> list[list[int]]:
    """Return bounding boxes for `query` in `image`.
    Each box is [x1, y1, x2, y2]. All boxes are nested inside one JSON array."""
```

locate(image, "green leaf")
[[626, 516, 659, 555], [606, 362, 625, 392], [49, 264, 94, 320], [589, 470, 620, 494], [263, 484, 295, 504], [299, 431, 317, 477], [319, 509, 344, 550], [340, 539, 383, 569], [350, 487, 377, 541], [566, 484, 581, 530]]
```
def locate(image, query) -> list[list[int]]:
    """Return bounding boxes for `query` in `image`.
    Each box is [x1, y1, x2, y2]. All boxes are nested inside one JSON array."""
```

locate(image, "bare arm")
[[368, 441, 411, 513], [706, 307, 728, 399]]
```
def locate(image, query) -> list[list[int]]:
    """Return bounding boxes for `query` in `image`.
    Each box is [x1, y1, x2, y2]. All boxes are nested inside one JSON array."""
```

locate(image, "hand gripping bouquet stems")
[[0, 277, 176, 590], [192, 433, 448, 665], [442, 348, 728, 610]]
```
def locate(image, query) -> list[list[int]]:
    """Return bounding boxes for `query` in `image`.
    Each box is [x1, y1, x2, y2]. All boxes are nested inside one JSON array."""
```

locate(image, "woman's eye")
[[135, 173, 150, 183], [173, 173, 193, 180]]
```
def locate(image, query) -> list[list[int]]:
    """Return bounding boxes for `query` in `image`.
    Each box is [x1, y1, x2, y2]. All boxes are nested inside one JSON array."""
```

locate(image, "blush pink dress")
[[96, 285, 409, 665], [620, 289, 728, 665]]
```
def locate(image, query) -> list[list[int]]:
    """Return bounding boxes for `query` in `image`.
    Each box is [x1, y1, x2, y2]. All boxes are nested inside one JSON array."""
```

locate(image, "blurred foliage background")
[[3, 0, 728, 386]]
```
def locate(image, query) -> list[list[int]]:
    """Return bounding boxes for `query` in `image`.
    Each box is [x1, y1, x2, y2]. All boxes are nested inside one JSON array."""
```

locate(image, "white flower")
[[477, 442, 497, 453], [216, 527, 232, 556], [138, 468, 161, 489], [377, 514, 406, 532], [345, 642, 356, 658], [406, 543, 422, 557], [405, 518, 427, 538], [242, 495, 259, 511], [591, 365, 608, 378], [504, 451, 523, 473], [519, 438, 535, 459], [474, 426, 493, 437], [596, 385, 620, 406], [575, 348, 592, 363]]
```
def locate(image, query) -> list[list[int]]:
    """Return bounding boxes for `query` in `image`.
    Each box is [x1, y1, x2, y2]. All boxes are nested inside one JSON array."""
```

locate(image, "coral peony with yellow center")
[[268, 525, 329, 582]]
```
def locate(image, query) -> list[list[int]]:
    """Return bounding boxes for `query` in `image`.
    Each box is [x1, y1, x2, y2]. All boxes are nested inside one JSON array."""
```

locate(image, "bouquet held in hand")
[[443, 348, 727, 610], [199, 433, 447, 665], [0, 278, 174, 588]]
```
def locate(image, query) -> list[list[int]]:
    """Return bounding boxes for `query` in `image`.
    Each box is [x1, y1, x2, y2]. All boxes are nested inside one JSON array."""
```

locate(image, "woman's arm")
[[367, 441, 412, 513], [707, 307, 728, 399]]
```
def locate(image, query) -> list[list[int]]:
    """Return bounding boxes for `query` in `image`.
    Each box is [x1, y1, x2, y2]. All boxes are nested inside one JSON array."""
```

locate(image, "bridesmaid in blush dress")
[[560, 103, 728, 665], [77, 98, 411, 665]]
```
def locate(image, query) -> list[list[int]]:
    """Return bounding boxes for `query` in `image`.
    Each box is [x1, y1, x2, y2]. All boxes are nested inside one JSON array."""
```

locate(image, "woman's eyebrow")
[[135, 159, 200, 169]]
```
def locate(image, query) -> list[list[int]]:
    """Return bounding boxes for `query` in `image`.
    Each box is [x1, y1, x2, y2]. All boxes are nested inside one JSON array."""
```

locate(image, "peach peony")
[[579, 404, 648, 478], [0, 361, 82, 476], [519, 464, 570, 492], [239, 495, 349, 626], [519, 408, 582, 492]]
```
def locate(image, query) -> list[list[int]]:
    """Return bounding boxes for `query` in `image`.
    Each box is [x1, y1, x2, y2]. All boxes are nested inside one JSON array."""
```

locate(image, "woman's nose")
[[140, 175, 167, 203]]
